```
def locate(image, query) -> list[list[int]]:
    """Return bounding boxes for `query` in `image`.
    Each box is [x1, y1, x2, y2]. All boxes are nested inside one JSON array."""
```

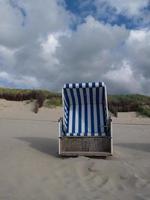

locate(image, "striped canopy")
[[62, 82, 108, 136]]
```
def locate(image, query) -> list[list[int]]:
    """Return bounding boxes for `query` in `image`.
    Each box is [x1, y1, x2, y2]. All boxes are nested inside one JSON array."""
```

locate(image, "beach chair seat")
[[58, 82, 113, 157]]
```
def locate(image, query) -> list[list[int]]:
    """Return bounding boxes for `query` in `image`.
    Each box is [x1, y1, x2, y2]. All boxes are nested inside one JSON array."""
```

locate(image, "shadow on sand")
[[15, 137, 109, 159], [116, 143, 150, 153], [16, 137, 59, 157]]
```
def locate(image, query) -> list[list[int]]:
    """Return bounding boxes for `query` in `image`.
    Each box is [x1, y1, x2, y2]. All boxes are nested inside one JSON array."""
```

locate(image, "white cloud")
[[103, 60, 142, 93], [104, 61, 133, 82], [125, 29, 150, 79], [127, 29, 149, 43], [41, 34, 59, 55], [51, 16, 129, 86], [0, 0, 71, 48], [0, 71, 39, 88]]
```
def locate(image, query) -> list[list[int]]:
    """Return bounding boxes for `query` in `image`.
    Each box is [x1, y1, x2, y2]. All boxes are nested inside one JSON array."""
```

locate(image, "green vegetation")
[[108, 94, 150, 117], [0, 87, 61, 113], [136, 105, 150, 117], [44, 98, 62, 108], [0, 88, 150, 117]]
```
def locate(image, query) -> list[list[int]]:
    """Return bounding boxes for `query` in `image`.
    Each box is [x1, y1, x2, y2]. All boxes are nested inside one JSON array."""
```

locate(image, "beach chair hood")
[[62, 82, 108, 136]]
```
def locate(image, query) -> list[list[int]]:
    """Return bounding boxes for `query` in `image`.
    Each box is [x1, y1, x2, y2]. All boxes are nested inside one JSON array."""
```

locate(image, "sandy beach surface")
[[0, 99, 150, 200]]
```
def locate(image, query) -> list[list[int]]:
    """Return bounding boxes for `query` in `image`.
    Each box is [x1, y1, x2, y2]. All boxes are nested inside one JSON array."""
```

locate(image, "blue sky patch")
[[64, 0, 150, 29]]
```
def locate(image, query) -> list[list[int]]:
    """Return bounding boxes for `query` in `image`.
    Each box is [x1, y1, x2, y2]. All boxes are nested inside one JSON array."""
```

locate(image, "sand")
[[0, 99, 150, 200]]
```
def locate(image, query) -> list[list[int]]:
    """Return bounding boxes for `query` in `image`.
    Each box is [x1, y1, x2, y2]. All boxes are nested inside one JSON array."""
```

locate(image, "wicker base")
[[59, 137, 112, 157]]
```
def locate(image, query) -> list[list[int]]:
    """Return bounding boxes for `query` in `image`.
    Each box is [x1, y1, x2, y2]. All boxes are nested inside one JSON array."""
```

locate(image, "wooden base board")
[[59, 151, 112, 157]]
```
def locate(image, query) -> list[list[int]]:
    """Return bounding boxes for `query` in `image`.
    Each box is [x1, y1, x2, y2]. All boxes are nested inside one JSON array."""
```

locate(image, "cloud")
[[0, 0, 150, 94], [125, 29, 150, 77], [103, 60, 143, 93], [0, 0, 72, 88], [53, 17, 129, 85], [0, 71, 39, 88], [0, 0, 71, 48], [125, 29, 150, 94]]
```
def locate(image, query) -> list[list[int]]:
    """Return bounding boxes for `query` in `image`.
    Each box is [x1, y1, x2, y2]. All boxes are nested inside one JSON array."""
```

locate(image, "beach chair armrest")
[[58, 117, 64, 137], [58, 117, 63, 123], [106, 117, 112, 137]]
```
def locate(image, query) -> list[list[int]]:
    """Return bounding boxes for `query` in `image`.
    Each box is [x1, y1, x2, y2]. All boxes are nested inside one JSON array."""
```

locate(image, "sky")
[[0, 0, 150, 94]]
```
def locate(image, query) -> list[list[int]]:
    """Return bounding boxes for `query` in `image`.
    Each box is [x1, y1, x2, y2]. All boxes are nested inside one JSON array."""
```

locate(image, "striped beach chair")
[[58, 82, 113, 157]]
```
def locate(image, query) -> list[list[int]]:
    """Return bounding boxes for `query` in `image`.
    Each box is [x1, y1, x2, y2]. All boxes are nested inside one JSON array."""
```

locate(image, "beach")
[[0, 99, 150, 200]]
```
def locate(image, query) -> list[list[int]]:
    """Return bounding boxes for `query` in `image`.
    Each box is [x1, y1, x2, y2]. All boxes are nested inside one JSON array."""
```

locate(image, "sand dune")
[[0, 100, 150, 200]]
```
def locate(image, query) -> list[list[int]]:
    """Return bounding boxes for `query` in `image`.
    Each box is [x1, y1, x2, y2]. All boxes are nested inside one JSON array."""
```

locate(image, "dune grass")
[[0, 87, 61, 113], [0, 88, 150, 117], [44, 98, 62, 108], [108, 94, 150, 117]]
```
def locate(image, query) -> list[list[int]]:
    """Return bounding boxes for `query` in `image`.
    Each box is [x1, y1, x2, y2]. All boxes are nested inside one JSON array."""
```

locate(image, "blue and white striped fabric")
[[62, 82, 108, 136]]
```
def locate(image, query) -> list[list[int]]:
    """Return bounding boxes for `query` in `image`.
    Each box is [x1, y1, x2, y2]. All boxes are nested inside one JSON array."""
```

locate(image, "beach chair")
[[58, 82, 113, 157]]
